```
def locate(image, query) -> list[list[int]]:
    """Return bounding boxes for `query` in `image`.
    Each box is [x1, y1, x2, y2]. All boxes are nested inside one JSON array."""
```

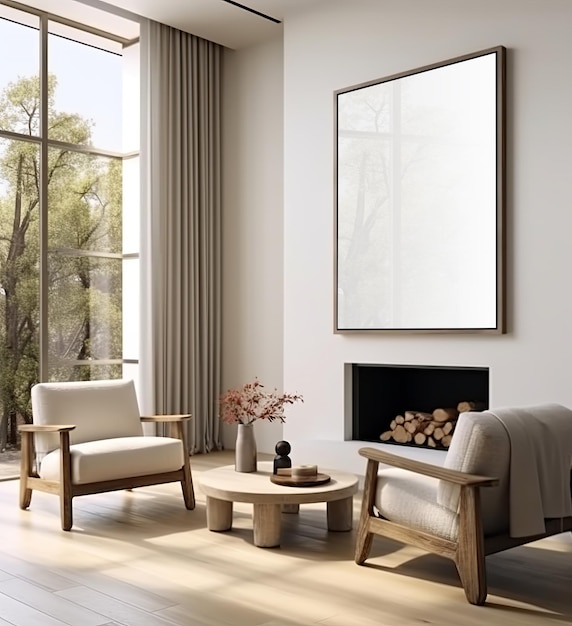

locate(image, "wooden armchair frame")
[[19, 414, 195, 531], [355, 446, 572, 605]]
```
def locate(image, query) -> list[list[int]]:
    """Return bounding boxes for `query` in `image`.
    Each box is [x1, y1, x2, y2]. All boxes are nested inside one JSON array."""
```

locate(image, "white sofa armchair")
[[19, 379, 195, 530], [355, 404, 572, 604]]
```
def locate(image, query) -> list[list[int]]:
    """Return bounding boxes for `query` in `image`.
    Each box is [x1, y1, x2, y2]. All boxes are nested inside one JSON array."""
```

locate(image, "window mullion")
[[39, 12, 48, 382]]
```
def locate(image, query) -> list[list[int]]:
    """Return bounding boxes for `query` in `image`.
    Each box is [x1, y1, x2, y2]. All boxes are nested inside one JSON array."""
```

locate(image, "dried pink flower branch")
[[219, 378, 303, 425]]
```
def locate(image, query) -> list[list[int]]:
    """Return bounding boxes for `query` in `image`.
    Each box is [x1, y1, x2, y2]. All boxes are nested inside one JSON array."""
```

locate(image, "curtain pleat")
[[140, 19, 222, 453]]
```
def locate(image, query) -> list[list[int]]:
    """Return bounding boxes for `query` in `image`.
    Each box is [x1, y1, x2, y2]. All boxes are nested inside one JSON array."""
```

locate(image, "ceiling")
[[70, 0, 325, 49]]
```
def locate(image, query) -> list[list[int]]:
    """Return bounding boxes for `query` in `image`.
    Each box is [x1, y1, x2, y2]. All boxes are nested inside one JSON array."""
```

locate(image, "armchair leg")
[[355, 516, 374, 564], [355, 458, 378, 565], [19, 478, 32, 511], [455, 486, 487, 605], [456, 547, 487, 605], [19, 431, 33, 510], [60, 431, 73, 531], [174, 423, 195, 510], [181, 455, 195, 510], [60, 490, 73, 532]]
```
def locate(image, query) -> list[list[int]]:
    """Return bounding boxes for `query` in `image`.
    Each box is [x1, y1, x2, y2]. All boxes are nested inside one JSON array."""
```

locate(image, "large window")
[[0, 1, 139, 477]]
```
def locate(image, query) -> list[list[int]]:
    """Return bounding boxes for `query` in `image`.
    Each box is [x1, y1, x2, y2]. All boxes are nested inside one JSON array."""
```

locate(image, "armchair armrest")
[[18, 424, 76, 433], [18, 424, 76, 491], [140, 414, 191, 423], [359, 447, 498, 488], [140, 414, 191, 445]]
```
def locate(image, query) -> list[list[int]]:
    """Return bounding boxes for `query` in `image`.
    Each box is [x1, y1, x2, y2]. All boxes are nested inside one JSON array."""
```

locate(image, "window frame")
[[0, 0, 139, 381]]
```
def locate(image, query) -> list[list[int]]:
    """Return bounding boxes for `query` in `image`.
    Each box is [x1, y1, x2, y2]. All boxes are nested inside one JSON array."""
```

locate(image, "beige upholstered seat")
[[356, 405, 572, 605], [19, 379, 195, 530]]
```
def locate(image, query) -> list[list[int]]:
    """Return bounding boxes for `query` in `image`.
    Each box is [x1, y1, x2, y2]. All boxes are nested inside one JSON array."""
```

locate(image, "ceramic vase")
[[235, 422, 257, 472]]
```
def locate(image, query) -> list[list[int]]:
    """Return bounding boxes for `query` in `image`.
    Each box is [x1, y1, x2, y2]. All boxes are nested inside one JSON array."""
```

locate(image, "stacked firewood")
[[379, 401, 485, 449]]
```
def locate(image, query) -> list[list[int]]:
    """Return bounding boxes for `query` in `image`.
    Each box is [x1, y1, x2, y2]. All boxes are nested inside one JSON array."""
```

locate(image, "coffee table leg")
[[281, 503, 300, 514], [327, 496, 353, 531], [253, 503, 282, 547], [206, 496, 233, 531]]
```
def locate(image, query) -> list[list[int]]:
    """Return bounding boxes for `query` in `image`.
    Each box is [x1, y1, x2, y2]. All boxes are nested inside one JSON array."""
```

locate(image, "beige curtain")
[[140, 19, 222, 453]]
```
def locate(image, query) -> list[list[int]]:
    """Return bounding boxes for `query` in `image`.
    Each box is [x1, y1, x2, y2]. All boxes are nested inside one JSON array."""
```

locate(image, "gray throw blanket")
[[489, 404, 572, 537]]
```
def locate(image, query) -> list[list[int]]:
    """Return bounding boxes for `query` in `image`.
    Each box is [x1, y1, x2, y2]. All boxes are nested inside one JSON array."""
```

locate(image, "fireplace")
[[351, 364, 489, 449]]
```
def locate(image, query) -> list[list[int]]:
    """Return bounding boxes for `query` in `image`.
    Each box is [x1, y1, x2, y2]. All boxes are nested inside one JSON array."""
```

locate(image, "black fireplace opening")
[[352, 363, 489, 448]]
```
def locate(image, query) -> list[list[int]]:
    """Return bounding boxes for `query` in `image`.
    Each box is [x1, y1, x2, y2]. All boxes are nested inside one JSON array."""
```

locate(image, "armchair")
[[355, 404, 572, 605], [19, 379, 195, 530]]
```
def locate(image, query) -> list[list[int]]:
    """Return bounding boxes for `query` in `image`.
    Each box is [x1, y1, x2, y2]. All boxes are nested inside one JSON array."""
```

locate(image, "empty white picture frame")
[[335, 46, 506, 332]]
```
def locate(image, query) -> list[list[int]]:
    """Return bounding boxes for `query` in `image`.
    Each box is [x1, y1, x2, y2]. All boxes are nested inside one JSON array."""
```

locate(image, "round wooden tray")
[[270, 473, 331, 487]]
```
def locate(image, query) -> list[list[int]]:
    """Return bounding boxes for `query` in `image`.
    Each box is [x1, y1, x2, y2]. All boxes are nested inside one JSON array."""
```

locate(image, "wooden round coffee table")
[[198, 462, 359, 547]]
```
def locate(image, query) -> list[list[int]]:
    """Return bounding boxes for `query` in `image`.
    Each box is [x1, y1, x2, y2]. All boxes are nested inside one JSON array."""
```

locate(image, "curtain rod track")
[[219, 0, 281, 24]]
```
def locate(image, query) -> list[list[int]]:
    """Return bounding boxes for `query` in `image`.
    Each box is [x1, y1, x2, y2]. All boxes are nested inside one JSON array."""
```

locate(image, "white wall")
[[221, 0, 572, 473], [221, 36, 285, 454], [279, 0, 572, 474]]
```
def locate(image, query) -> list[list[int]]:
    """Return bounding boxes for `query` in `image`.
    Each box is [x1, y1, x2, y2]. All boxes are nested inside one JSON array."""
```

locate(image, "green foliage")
[[0, 74, 123, 449]]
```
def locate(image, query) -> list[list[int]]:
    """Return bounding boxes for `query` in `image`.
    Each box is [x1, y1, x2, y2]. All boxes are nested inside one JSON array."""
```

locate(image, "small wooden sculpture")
[[273, 440, 292, 474]]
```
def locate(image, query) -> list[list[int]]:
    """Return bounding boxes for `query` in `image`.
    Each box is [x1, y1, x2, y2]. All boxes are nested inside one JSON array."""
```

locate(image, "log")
[[395, 415, 405, 425], [457, 400, 486, 414], [404, 411, 416, 422], [441, 434, 453, 447], [404, 419, 419, 434], [423, 423, 435, 436], [427, 436, 437, 448], [433, 407, 458, 423], [392, 424, 408, 443], [380, 431, 392, 441], [415, 412, 433, 422], [389, 419, 397, 430], [414, 432, 426, 445], [443, 421, 455, 435], [433, 427, 445, 441]]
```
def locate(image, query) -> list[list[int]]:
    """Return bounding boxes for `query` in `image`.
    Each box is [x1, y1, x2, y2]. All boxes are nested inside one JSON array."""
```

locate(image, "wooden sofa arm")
[[18, 424, 75, 455], [140, 414, 191, 423], [18, 424, 75, 489], [19, 424, 76, 433], [140, 414, 191, 444], [359, 447, 498, 488]]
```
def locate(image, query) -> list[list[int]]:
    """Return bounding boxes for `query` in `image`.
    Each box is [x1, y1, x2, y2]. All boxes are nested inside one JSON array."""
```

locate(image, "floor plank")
[[0, 578, 109, 625], [0, 450, 570, 625]]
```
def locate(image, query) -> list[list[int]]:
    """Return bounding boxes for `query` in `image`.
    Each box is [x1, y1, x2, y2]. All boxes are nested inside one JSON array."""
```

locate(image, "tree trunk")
[[1, 154, 37, 446]]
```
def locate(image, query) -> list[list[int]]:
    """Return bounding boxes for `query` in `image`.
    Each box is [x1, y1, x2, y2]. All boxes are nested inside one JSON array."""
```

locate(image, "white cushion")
[[31, 380, 143, 456], [375, 467, 458, 541], [437, 411, 510, 536], [40, 436, 185, 485]]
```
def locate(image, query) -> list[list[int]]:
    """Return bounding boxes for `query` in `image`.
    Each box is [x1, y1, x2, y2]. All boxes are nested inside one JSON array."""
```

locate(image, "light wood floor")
[[0, 449, 570, 625]]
